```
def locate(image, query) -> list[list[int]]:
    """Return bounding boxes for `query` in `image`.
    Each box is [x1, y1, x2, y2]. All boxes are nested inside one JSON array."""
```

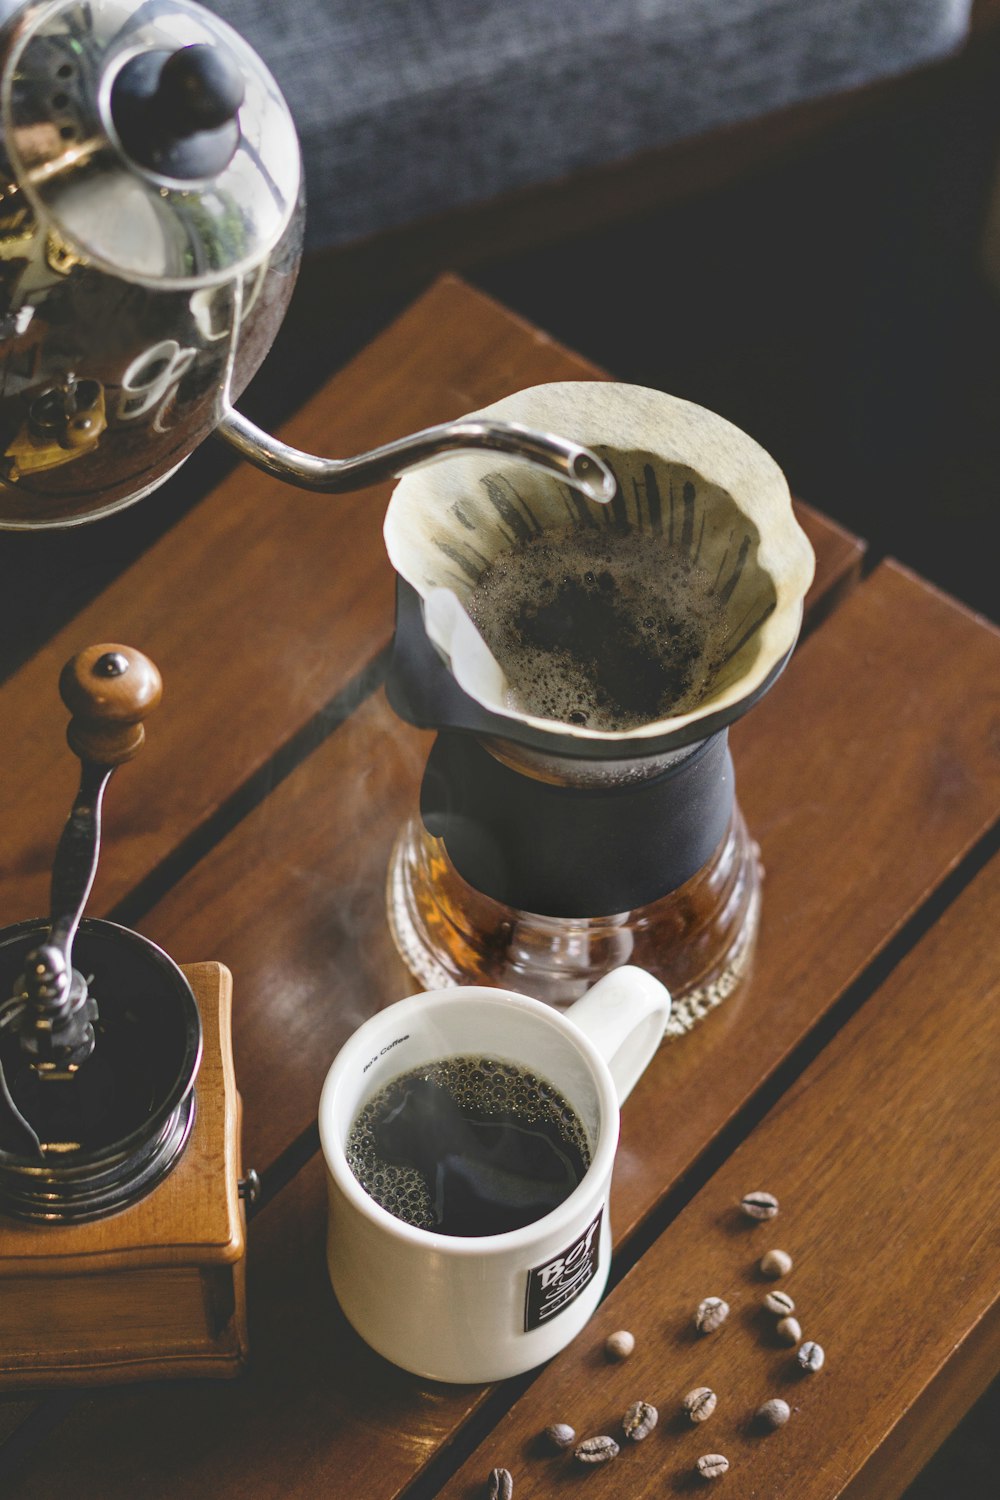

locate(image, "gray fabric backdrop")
[[204, 1, 972, 250]]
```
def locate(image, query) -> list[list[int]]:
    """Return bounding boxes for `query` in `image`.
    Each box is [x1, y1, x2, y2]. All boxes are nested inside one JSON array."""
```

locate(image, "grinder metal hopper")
[[384, 383, 815, 1032]]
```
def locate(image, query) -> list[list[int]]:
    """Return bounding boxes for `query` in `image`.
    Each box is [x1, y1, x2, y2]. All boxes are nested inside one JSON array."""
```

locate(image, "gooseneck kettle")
[[0, 0, 612, 528]]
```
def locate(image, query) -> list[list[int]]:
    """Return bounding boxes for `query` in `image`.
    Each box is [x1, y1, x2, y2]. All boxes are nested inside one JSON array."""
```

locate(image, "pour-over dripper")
[[384, 382, 813, 750], [383, 383, 814, 1029]]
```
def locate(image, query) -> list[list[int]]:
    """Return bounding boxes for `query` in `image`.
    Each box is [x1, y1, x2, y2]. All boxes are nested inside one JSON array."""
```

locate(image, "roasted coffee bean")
[[776, 1315, 802, 1345], [696, 1453, 730, 1480], [755, 1398, 791, 1430], [741, 1190, 779, 1221], [798, 1340, 825, 1372], [543, 1423, 576, 1450], [574, 1435, 619, 1464], [763, 1290, 795, 1316], [682, 1387, 718, 1423], [760, 1248, 792, 1278], [485, 1468, 513, 1500], [695, 1296, 729, 1334], [622, 1400, 658, 1441], [605, 1329, 635, 1361]]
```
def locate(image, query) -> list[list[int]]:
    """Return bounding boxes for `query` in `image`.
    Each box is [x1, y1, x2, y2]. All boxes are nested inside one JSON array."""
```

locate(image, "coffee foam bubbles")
[[345, 1056, 591, 1232], [465, 527, 729, 732]]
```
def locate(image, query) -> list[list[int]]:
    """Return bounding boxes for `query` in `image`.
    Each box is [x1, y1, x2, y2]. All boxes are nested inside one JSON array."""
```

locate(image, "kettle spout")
[[217, 407, 615, 504]]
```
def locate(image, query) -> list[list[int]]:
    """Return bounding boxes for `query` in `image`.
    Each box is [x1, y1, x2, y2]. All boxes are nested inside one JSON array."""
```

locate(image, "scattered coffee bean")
[[696, 1453, 730, 1480], [543, 1423, 576, 1450], [622, 1400, 658, 1441], [605, 1329, 635, 1361], [798, 1340, 825, 1372], [695, 1296, 730, 1334], [574, 1435, 620, 1464], [776, 1315, 802, 1345], [485, 1468, 513, 1500], [755, 1398, 791, 1430], [741, 1190, 779, 1221], [760, 1248, 793, 1278], [763, 1290, 795, 1317], [682, 1387, 718, 1423]]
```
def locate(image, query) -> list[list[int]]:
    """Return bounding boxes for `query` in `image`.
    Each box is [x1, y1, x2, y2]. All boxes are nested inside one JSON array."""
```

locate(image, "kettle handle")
[[216, 406, 614, 504]]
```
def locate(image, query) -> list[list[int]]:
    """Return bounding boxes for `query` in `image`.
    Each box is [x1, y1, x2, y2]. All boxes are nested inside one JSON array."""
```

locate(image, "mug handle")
[[565, 966, 671, 1104]]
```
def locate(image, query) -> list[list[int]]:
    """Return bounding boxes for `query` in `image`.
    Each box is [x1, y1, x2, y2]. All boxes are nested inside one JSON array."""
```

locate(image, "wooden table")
[[0, 278, 997, 1498]]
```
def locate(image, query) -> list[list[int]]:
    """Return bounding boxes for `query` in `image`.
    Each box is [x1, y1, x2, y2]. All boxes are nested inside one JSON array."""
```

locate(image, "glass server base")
[[386, 804, 762, 1038]]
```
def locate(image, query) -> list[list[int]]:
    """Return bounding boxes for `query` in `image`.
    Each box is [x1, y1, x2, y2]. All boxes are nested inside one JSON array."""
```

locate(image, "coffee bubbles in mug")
[[345, 1057, 591, 1237]]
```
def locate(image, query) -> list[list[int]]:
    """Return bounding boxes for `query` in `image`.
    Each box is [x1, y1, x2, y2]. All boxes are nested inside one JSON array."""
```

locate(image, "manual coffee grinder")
[[0, 643, 248, 1386], [384, 383, 815, 1035]]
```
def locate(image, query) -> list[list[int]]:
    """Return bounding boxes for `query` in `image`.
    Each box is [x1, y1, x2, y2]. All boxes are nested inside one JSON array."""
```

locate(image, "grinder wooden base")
[[0, 962, 248, 1387]]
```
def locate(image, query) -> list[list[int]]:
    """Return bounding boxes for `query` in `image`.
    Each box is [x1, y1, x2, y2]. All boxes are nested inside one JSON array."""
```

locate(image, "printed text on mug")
[[524, 1208, 603, 1331]]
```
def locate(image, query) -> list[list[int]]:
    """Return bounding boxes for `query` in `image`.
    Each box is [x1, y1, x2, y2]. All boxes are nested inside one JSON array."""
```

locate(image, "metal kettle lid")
[[2, 0, 300, 285]]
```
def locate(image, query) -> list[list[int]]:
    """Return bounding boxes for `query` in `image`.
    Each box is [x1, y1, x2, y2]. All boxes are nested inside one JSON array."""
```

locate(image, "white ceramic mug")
[[318, 966, 670, 1383]]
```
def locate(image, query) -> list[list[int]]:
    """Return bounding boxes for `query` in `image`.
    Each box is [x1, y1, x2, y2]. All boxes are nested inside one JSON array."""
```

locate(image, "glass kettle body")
[[0, 0, 613, 529], [0, 0, 302, 527]]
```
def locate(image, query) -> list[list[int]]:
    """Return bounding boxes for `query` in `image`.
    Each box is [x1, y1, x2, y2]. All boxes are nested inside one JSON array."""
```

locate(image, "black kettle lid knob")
[[110, 42, 245, 179], [158, 43, 245, 135]]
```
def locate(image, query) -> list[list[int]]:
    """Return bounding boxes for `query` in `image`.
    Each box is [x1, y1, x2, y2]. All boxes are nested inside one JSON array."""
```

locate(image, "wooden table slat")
[[795, 503, 864, 627], [6, 559, 995, 1499], [439, 852, 1000, 1499]]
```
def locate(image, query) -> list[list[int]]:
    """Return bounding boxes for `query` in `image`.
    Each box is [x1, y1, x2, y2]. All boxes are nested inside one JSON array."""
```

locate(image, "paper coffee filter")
[[384, 383, 815, 743]]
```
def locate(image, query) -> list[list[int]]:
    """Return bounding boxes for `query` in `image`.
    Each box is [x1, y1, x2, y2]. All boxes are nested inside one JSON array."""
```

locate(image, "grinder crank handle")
[[1, 645, 161, 1153], [46, 644, 162, 964]]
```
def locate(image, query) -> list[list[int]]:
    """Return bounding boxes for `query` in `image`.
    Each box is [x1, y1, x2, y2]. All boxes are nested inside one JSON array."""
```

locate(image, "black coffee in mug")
[[345, 1056, 591, 1237]]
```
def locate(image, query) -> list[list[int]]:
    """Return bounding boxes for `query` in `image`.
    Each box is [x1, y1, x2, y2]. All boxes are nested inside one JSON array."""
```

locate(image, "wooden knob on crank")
[[59, 644, 162, 765]]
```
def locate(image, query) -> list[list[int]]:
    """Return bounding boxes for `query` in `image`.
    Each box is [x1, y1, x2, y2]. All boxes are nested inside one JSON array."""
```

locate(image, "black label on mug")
[[524, 1207, 603, 1332]]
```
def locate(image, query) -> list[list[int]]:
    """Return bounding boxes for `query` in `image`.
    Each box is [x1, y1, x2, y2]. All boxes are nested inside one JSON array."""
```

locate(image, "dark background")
[[476, 89, 1000, 626]]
